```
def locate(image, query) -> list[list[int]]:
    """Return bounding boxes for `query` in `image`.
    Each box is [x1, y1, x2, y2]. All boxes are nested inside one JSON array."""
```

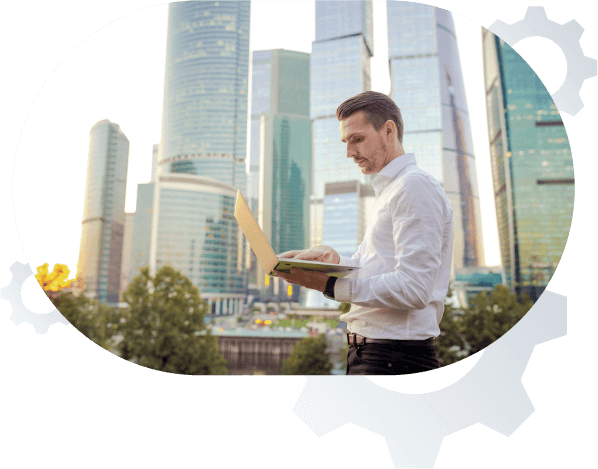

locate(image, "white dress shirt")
[[335, 153, 454, 340]]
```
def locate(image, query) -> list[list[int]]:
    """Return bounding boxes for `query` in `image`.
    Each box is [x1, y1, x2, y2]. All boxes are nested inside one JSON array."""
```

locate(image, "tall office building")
[[482, 29, 573, 301], [149, 173, 246, 315], [150, 1, 251, 313], [150, 143, 160, 182], [129, 182, 155, 283], [302, 1, 374, 308], [158, 1, 250, 193], [248, 49, 311, 294], [119, 212, 135, 298], [310, 0, 374, 249], [387, 1, 485, 272], [77, 119, 129, 304]]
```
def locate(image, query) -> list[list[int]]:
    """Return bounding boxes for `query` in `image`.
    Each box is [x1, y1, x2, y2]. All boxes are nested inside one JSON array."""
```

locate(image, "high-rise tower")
[[310, 0, 374, 250], [302, 0, 374, 308], [158, 1, 250, 192], [482, 28, 573, 301], [387, 1, 485, 271], [77, 119, 129, 303], [248, 49, 311, 296], [148, 1, 251, 314]]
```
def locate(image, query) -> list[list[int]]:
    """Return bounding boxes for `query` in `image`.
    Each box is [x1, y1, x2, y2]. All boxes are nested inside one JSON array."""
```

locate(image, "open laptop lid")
[[234, 191, 279, 275], [234, 191, 359, 278]]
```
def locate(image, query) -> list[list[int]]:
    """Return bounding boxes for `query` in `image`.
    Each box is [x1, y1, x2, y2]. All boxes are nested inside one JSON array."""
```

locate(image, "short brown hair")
[[336, 91, 404, 143]]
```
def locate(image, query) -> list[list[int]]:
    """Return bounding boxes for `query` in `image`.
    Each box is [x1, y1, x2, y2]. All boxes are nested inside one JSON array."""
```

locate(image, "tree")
[[281, 334, 333, 375], [460, 284, 532, 356], [117, 266, 227, 375], [51, 292, 119, 351], [35, 263, 73, 300], [436, 286, 470, 366]]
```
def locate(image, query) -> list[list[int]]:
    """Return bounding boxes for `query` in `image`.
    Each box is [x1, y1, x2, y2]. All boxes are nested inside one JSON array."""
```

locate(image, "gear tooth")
[[524, 6, 548, 22], [553, 88, 584, 116], [9, 312, 25, 325], [581, 56, 598, 79], [563, 19, 585, 40]]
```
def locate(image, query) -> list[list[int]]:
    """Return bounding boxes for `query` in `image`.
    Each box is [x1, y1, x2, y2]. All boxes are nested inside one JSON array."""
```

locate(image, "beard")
[[358, 140, 388, 174]]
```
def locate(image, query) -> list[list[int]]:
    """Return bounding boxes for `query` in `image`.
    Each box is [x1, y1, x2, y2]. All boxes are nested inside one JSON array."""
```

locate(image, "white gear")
[[489, 6, 596, 116], [293, 290, 567, 467], [1, 261, 69, 334]]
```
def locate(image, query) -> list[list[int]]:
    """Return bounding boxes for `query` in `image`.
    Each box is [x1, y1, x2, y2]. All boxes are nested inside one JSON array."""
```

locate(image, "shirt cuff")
[[334, 277, 353, 302]]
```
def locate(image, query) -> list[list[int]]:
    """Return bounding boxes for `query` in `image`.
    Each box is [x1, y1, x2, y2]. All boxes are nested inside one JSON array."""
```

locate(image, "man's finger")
[[277, 250, 303, 258]]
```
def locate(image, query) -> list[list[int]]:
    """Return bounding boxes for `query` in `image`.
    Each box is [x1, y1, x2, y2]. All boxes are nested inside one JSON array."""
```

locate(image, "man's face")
[[340, 111, 391, 175]]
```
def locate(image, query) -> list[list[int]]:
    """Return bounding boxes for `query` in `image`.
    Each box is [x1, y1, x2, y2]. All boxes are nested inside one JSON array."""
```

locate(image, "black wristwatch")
[[323, 276, 337, 300]]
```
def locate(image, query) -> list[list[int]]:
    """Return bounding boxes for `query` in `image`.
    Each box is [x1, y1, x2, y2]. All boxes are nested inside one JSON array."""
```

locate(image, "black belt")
[[347, 333, 435, 347]]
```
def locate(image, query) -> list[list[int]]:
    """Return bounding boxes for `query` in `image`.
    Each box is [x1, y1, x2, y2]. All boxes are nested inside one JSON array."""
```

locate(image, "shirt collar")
[[371, 153, 416, 196]]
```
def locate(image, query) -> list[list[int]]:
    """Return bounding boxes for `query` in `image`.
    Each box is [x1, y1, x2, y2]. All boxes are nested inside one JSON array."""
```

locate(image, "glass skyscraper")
[[300, 1, 374, 308], [310, 0, 374, 248], [158, 0, 250, 192], [149, 174, 246, 315], [482, 29, 573, 301], [248, 49, 311, 294], [387, 1, 485, 271], [77, 119, 129, 304], [149, 1, 251, 313], [130, 182, 155, 283]]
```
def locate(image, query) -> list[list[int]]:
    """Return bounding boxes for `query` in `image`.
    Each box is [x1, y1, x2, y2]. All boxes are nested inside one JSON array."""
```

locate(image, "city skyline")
[[13, 0, 508, 278]]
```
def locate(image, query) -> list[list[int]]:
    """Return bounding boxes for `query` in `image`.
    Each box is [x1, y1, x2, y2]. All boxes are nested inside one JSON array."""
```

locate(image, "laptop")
[[234, 191, 359, 278]]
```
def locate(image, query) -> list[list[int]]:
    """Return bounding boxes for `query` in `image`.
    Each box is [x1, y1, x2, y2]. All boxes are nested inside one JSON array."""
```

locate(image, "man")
[[274, 91, 454, 375]]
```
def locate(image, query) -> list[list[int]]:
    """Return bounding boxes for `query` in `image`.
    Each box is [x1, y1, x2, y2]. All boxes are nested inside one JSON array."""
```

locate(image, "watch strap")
[[323, 276, 337, 300]]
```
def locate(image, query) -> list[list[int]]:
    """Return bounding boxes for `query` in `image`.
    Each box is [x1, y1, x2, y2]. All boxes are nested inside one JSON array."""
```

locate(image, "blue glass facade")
[[77, 119, 129, 304], [159, 1, 250, 192], [310, 1, 374, 249], [248, 50, 311, 294], [152, 1, 250, 309], [261, 115, 312, 255], [387, 2, 484, 271], [482, 30, 573, 300], [323, 192, 359, 258], [152, 174, 246, 314], [452, 266, 506, 309]]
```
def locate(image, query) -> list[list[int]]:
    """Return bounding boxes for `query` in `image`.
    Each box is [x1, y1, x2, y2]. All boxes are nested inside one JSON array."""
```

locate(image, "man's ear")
[[385, 120, 395, 139]]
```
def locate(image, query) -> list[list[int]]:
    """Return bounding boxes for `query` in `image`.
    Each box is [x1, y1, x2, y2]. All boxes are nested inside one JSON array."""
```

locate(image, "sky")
[[12, 0, 511, 274]]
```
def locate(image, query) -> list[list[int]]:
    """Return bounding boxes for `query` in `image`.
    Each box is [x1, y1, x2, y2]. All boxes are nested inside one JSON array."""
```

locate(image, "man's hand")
[[277, 245, 340, 264], [273, 268, 330, 293]]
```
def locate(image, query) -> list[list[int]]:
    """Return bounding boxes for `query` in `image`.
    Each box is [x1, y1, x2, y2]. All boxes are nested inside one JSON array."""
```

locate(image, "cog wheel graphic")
[[293, 290, 567, 468], [1, 261, 69, 334], [489, 6, 596, 116]]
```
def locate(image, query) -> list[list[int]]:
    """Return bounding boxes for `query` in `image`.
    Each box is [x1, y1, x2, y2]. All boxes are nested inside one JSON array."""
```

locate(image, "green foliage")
[[281, 334, 334, 375], [51, 292, 119, 350], [460, 284, 532, 356], [437, 284, 533, 366], [117, 266, 227, 375], [436, 287, 470, 366]]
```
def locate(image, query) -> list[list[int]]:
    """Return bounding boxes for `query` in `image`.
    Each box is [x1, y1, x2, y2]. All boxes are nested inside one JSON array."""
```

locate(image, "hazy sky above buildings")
[[14, 1, 507, 273]]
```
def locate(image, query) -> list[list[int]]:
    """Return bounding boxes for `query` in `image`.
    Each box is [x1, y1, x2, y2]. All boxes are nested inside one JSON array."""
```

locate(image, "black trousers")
[[346, 342, 440, 375]]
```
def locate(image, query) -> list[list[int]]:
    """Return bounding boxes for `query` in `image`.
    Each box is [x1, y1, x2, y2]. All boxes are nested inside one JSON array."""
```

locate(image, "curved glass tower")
[[387, 1, 485, 270], [149, 1, 250, 314], [159, 1, 250, 192], [482, 29, 573, 301]]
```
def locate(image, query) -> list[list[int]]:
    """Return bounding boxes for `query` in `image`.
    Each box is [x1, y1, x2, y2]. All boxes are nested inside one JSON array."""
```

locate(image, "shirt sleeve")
[[338, 238, 365, 267], [334, 173, 447, 310]]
